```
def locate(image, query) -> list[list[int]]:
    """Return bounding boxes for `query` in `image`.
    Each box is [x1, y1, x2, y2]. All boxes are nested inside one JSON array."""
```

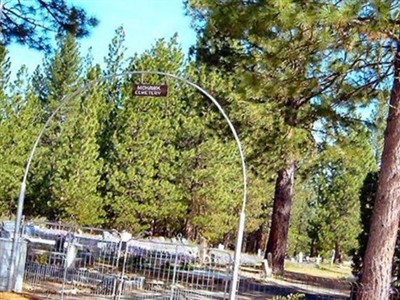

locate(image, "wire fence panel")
[[17, 221, 358, 299], [116, 239, 232, 299], [21, 222, 233, 299], [23, 222, 122, 299]]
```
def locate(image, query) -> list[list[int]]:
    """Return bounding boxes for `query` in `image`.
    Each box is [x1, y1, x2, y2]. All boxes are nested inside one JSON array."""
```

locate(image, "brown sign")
[[133, 84, 168, 97]]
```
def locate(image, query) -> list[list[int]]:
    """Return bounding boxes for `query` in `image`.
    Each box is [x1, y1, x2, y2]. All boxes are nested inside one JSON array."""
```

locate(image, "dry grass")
[[0, 293, 41, 300], [285, 262, 353, 280]]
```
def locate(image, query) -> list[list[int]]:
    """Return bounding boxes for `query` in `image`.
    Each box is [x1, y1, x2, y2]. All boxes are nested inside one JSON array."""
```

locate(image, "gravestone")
[[298, 252, 304, 263], [261, 259, 272, 278], [316, 255, 322, 265], [257, 249, 262, 258], [331, 249, 336, 264]]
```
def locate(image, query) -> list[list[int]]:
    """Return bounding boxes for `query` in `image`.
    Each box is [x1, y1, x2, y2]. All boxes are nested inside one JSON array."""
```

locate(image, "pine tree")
[[107, 37, 190, 234], [100, 27, 129, 222], [39, 33, 82, 219], [37, 34, 105, 225], [0, 64, 13, 215], [0, 53, 44, 217], [31, 65, 48, 103], [179, 64, 266, 246], [1, 0, 98, 52], [287, 179, 315, 257], [308, 129, 376, 263], [104, 37, 248, 243], [46, 34, 81, 106], [52, 84, 105, 226], [186, 0, 388, 275], [357, 47, 400, 299]]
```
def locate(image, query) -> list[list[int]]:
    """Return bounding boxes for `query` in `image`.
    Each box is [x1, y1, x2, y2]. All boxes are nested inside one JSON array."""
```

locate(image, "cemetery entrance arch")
[[9, 71, 247, 300]]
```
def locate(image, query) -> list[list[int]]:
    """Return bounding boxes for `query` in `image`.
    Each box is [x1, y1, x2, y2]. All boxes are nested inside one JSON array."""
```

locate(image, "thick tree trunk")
[[357, 41, 400, 300], [264, 159, 296, 275]]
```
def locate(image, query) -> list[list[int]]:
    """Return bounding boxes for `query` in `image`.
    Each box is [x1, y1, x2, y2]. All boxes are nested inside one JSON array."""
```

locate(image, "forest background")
[[1, 2, 398, 294]]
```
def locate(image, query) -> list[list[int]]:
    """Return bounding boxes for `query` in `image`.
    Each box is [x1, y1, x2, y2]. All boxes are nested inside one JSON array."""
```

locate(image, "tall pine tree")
[[186, 0, 388, 274], [40, 34, 105, 225], [0, 56, 44, 217]]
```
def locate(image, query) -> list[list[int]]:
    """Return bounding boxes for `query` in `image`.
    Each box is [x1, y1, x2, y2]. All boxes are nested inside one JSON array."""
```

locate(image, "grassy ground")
[[277, 261, 353, 296], [285, 261, 353, 280]]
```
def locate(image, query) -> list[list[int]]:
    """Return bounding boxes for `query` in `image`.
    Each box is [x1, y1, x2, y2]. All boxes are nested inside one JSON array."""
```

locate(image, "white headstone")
[[120, 231, 132, 242], [65, 244, 77, 268], [298, 252, 304, 263], [257, 249, 262, 257], [261, 259, 272, 278], [331, 249, 336, 264]]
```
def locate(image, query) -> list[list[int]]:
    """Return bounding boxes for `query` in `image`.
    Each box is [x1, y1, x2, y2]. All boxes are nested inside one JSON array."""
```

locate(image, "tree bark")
[[223, 232, 232, 249], [264, 159, 296, 275], [184, 218, 195, 240], [334, 242, 343, 264], [310, 240, 317, 257], [357, 41, 400, 300], [245, 226, 264, 253]]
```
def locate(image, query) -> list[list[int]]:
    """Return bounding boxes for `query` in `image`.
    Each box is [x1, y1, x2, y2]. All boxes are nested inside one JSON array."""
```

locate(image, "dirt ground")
[[0, 293, 39, 300], [0, 263, 352, 300]]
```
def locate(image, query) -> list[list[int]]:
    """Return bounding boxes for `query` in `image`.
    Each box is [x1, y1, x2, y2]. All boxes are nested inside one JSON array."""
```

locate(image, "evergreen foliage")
[[1, 1, 398, 296], [0, 13, 389, 280], [1, 0, 98, 51], [186, 0, 389, 274], [307, 129, 376, 262], [0, 31, 251, 246], [0, 47, 45, 217]]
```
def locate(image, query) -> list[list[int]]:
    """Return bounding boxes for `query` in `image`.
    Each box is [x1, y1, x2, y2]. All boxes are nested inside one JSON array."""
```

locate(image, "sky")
[[8, 0, 197, 76]]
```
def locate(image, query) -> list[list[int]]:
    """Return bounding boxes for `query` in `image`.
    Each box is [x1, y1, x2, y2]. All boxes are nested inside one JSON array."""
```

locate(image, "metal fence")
[[0, 221, 356, 299], [21, 222, 234, 299]]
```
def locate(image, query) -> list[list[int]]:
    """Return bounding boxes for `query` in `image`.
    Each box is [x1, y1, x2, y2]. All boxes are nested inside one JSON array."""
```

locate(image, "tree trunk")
[[334, 242, 343, 264], [223, 232, 232, 249], [357, 41, 400, 300], [264, 159, 296, 275], [310, 240, 317, 258], [184, 218, 195, 240], [245, 226, 264, 253]]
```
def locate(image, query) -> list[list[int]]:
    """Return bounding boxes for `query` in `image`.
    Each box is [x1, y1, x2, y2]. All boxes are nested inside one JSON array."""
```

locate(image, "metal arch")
[[8, 71, 247, 299]]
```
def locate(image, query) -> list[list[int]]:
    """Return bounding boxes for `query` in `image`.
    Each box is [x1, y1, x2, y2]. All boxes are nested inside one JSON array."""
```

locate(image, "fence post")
[[61, 227, 74, 300], [112, 235, 123, 299], [117, 238, 130, 300], [170, 244, 179, 300]]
